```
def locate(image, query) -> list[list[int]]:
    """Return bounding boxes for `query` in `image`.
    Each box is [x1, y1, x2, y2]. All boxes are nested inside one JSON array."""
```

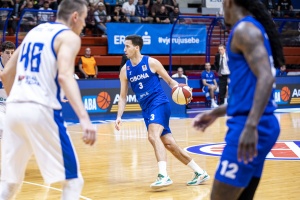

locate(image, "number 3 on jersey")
[[20, 42, 44, 72], [138, 82, 143, 89]]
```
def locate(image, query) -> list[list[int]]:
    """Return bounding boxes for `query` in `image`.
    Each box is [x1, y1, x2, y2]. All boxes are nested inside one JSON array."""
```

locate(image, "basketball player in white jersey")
[[0, 0, 96, 199], [0, 41, 15, 138]]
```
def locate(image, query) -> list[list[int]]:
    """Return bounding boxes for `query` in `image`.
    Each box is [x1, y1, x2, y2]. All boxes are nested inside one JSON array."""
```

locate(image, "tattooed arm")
[[231, 22, 275, 163]]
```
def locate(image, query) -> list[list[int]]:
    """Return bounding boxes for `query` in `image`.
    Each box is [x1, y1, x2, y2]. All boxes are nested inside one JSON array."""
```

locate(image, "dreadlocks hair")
[[234, 0, 285, 67]]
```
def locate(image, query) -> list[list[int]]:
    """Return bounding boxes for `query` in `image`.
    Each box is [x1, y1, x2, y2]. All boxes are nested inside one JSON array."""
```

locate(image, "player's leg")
[[145, 106, 172, 189], [211, 180, 244, 200], [154, 103, 209, 185], [61, 174, 84, 200], [26, 105, 83, 199], [0, 103, 33, 200], [161, 133, 209, 185], [148, 123, 173, 189], [213, 115, 280, 199], [238, 176, 260, 200], [218, 76, 227, 105]]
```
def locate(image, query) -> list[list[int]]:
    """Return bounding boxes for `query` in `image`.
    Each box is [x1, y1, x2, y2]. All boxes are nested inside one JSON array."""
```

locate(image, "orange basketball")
[[171, 84, 192, 105], [280, 86, 290, 102], [97, 92, 111, 109]]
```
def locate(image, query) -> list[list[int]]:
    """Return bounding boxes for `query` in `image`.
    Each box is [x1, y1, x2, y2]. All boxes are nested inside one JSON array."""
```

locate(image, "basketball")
[[280, 86, 290, 102], [171, 84, 192, 105], [97, 92, 111, 109]]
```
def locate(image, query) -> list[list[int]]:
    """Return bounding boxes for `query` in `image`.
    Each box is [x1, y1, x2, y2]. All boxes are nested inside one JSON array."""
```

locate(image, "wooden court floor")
[[6, 111, 300, 199]]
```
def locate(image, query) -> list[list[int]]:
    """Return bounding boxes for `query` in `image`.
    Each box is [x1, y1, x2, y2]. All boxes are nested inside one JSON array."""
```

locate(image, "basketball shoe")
[[150, 174, 173, 189], [187, 171, 210, 186]]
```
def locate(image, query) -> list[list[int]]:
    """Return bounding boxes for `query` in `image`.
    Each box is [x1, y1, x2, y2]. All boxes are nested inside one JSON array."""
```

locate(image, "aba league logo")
[[185, 141, 300, 161]]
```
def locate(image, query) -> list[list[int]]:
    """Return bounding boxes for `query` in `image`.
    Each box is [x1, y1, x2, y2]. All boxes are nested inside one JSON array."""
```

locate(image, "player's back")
[[226, 16, 276, 116], [7, 22, 70, 110]]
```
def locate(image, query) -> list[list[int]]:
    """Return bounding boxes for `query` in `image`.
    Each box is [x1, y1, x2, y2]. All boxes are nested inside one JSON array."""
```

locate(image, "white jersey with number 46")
[[7, 23, 70, 110]]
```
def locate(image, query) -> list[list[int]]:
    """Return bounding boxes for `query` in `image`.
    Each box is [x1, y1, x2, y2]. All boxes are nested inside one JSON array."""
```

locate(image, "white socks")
[[158, 161, 167, 177], [224, 98, 228, 104], [187, 159, 204, 174]]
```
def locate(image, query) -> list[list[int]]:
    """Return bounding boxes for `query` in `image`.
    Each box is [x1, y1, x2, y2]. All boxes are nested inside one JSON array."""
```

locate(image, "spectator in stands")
[[38, 1, 54, 24], [89, 0, 100, 6], [155, 5, 170, 23], [170, 6, 184, 24], [214, 44, 229, 105], [12, 0, 22, 18], [78, 47, 98, 79], [172, 67, 187, 84], [151, 0, 163, 21], [116, 0, 126, 7], [48, 0, 58, 10], [112, 5, 128, 22], [82, 4, 97, 36], [202, 63, 218, 108], [122, 0, 139, 22], [21, 1, 38, 32], [278, 0, 294, 17], [94, 2, 108, 36], [164, 0, 177, 13], [276, 65, 287, 76], [263, 0, 278, 17], [135, 0, 153, 23]]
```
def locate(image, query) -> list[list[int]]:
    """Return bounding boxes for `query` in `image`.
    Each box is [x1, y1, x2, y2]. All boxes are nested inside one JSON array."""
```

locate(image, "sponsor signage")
[[107, 23, 207, 54], [275, 84, 300, 106], [81, 88, 141, 114]]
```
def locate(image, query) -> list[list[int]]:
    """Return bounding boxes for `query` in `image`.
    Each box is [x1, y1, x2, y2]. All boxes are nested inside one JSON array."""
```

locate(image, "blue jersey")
[[126, 56, 169, 110], [201, 71, 215, 85], [226, 16, 277, 116]]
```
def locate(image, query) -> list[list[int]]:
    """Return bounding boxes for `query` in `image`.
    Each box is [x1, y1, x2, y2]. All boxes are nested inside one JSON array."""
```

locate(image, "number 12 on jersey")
[[20, 42, 44, 72]]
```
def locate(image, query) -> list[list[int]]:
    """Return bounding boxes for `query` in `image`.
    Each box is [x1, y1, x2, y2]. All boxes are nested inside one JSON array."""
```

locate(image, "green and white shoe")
[[150, 174, 173, 189], [187, 171, 210, 186]]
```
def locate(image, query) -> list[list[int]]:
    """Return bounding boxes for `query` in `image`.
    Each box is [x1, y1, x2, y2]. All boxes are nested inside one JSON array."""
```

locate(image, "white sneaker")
[[187, 171, 210, 186], [150, 174, 173, 189], [211, 103, 219, 108]]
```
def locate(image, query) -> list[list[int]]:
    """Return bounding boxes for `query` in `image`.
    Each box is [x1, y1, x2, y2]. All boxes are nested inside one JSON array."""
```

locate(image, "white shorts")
[[1, 102, 80, 184]]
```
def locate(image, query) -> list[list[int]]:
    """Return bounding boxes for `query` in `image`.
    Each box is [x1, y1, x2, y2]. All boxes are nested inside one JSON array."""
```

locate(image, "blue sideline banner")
[[106, 23, 207, 54]]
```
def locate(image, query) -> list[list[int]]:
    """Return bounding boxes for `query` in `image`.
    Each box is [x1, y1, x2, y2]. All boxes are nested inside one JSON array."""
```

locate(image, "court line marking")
[[23, 181, 92, 200]]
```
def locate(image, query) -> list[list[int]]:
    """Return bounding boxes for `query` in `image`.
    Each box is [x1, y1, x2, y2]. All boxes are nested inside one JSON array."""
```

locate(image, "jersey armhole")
[[51, 28, 69, 59]]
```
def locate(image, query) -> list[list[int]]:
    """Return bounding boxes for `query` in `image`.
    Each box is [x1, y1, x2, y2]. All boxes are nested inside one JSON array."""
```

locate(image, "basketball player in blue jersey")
[[0, 0, 96, 199], [0, 41, 15, 138], [115, 35, 209, 189], [201, 63, 218, 108], [193, 0, 285, 199]]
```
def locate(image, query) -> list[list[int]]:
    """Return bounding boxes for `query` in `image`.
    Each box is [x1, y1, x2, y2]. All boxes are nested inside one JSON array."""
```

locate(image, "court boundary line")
[[22, 181, 92, 200]]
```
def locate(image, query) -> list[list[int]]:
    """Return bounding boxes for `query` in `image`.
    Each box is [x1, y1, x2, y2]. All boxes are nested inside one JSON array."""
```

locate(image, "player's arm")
[[148, 57, 178, 88], [94, 61, 98, 78], [78, 59, 87, 78], [115, 65, 128, 130], [202, 78, 208, 86], [232, 22, 275, 163], [213, 79, 218, 88], [1, 47, 21, 95], [232, 22, 275, 131], [56, 31, 96, 145]]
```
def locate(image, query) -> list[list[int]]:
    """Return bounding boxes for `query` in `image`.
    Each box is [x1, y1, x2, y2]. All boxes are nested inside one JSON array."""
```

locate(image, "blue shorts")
[[142, 103, 171, 136], [215, 114, 280, 187]]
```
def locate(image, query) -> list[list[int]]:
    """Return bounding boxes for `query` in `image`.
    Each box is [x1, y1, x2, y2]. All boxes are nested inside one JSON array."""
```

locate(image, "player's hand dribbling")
[[115, 117, 122, 131], [238, 125, 258, 164], [192, 111, 218, 131], [81, 120, 97, 146]]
